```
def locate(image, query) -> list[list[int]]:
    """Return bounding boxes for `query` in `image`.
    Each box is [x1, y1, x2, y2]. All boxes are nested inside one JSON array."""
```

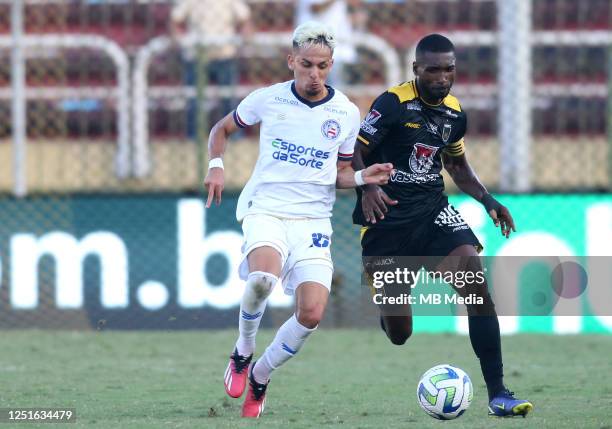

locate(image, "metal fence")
[[1, 0, 610, 193]]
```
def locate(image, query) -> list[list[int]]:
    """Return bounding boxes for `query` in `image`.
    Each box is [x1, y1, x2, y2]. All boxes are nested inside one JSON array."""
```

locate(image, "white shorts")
[[238, 214, 334, 295]]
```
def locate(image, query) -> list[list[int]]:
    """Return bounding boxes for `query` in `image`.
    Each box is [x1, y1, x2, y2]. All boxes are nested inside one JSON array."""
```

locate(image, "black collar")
[[291, 81, 335, 108]]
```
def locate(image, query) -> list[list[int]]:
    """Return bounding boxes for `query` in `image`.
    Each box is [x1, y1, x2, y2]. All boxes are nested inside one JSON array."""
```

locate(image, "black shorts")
[[361, 203, 482, 258], [361, 203, 483, 309]]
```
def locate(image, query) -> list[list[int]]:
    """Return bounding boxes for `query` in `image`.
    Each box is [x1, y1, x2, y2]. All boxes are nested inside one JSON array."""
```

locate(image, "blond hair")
[[292, 21, 336, 52]]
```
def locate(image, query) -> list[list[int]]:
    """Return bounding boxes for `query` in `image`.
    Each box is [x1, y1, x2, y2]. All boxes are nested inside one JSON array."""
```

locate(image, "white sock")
[[252, 314, 317, 384], [235, 271, 277, 357]]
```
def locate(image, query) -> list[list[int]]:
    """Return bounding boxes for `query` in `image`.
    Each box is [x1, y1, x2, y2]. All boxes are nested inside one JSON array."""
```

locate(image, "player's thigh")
[[424, 203, 482, 259], [429, 244, 496, 315], [281, 218, 333, 293], [362, 227, 418, 319], [241, 214, 288, 277], [247, 246, 283, 276], [431, 244, 485, 297]]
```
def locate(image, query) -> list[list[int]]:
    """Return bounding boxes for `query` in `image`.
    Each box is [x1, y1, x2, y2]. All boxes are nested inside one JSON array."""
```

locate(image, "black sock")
[[468, 314, 505, 400]]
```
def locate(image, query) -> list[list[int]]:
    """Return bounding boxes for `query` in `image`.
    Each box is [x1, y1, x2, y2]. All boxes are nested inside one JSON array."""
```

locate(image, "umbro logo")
[[426, 122, 438, 134], [445, 109, 458, 118]]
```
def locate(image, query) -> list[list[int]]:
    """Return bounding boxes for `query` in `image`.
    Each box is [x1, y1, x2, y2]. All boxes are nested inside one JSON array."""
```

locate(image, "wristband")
[[481, 193, 502, 213], [208, 158, 224, 170], [354, 170, 366, 187]]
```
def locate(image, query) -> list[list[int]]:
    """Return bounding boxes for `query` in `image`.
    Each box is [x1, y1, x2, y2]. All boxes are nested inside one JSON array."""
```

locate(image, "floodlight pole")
[[498, 0, 532, 192], [11, 0, 27, 197], [608, 46, 612, 191]]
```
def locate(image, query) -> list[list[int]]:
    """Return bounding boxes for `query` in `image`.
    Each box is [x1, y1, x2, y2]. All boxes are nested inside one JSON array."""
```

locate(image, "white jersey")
[[233, 80, 360, 221]]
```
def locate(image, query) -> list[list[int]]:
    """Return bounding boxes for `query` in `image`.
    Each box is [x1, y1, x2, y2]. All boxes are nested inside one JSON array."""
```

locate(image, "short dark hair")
[[415, 34, 455, 59]]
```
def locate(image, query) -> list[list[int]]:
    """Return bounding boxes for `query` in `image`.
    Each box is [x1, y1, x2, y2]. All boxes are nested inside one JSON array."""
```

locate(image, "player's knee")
[[296, 305, 325, 329], [246, 271, 277, 301]]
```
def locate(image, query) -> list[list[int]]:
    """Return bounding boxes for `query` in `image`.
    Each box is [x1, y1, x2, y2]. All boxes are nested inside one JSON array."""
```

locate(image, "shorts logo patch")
[[311, 233, 330, 248], [409, 143, 439, 174], [434, 205, 469, 232], [321, 119, 341, 140]]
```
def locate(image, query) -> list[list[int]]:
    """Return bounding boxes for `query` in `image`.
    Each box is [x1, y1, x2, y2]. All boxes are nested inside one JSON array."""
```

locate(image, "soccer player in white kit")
[[204, 22, 393, 418]]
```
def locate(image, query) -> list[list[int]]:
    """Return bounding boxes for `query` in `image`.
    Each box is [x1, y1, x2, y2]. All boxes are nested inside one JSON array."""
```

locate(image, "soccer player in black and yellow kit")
[[352, 34, 533, 417]]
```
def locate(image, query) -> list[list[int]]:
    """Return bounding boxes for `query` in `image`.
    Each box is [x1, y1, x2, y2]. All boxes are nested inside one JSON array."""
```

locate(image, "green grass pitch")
[[1, 330, 611, 428]]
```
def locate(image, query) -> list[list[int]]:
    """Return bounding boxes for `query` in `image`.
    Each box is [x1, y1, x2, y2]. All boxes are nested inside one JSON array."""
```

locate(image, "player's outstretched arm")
[[204, 111, 242, 208], [351, 141, 398, 223], [442, 152, 516, 238], [336, 159, 393, 189]]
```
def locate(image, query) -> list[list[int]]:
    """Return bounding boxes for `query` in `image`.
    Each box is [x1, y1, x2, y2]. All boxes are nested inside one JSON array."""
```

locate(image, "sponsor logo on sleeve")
[[445, 109, 458, 118], [406, 101, 422, 111], [360, 109, 382, 135]]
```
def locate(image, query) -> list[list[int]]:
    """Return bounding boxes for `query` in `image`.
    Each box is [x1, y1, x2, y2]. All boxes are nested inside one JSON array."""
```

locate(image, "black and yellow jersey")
[[353, 80, 467, 227]]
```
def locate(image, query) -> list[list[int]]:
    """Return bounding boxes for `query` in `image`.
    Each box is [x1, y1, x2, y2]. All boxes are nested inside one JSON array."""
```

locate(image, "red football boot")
[[224, 348, 252, 398], [241, 363, 269, 418]]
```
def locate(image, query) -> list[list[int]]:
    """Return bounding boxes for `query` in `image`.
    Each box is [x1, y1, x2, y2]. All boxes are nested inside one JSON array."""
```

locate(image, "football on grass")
[[416, 364, 473, 420]]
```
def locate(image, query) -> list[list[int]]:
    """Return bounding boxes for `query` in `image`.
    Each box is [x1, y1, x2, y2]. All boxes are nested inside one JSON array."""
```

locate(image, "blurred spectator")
[[171, 0, 253, 137], [295, 0, 362, 89]]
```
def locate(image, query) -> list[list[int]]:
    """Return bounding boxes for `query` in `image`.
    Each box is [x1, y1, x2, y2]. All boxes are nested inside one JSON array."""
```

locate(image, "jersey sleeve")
[[357, 91, 402, 151], [443, 111, 467, 157], [233, 87, 268, 128], [338, 105, 361, 161]]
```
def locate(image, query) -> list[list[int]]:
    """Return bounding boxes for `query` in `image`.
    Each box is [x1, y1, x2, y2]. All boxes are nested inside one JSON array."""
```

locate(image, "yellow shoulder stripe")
[[357, 135, 370, 146], [388, 81, 418, 103], [443, 94, 461, 112]]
